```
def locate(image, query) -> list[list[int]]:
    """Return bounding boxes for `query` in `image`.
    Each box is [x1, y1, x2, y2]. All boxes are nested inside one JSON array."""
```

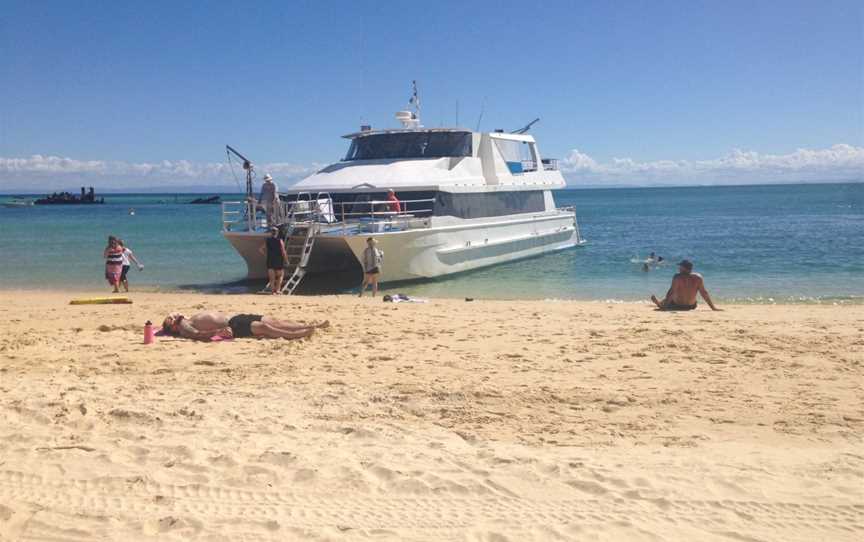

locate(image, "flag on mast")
[[409, 80, 420, 118]]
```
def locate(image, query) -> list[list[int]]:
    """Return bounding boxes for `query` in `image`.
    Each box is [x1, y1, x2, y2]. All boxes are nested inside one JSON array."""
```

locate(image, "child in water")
[[117, 239, 144, 292]]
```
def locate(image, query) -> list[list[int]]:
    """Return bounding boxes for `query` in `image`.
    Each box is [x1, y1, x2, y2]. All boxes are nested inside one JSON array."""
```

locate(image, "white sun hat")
[[263, 174, 273, 182]]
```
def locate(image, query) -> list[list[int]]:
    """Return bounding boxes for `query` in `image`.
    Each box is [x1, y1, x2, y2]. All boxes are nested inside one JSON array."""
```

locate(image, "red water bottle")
[[144, 320, 154, 344]]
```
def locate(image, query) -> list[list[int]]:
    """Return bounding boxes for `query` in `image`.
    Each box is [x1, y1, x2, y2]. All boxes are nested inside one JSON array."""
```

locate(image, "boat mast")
[[396, 81, 423, 129]]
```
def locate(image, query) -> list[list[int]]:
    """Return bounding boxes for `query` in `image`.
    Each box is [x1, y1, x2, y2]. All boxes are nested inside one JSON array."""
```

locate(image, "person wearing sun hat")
[[651, 259, 721, 311], [258, 173, 279, 226]]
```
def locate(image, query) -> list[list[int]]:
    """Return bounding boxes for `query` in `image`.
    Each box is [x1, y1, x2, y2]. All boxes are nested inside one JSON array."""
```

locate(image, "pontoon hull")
[[223, 211, 582, 287]]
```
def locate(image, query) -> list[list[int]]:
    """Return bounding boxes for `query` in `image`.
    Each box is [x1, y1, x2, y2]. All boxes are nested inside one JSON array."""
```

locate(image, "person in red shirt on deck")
[[386, 189, 401, 214]]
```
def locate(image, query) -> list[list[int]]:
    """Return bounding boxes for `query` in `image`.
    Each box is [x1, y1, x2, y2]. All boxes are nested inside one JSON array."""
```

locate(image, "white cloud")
[[1, 144, 862, 191], [559, 144, 864, 185], [0, 155, 321, 191]]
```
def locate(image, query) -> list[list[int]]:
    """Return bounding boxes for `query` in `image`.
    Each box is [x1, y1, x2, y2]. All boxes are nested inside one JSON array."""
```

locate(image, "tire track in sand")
[[0, 470, 862, 540]]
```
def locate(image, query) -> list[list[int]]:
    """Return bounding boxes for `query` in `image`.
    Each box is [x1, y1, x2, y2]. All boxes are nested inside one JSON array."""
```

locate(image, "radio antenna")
[[475, 96, 487, 132]]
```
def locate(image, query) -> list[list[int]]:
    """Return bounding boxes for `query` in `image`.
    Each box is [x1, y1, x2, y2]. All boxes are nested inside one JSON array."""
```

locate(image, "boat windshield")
[[344, 132, 472, 161]]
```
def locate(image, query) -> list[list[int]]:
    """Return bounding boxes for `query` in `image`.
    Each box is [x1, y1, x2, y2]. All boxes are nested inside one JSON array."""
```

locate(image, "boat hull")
[[223, 211, 583, 286]]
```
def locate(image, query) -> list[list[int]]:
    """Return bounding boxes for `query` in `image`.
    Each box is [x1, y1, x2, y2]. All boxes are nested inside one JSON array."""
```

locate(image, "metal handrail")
[[222, 200, 256, 231], [280, 197, 435, 220], [541, 158, 559, 171], [557, 205, 582, 243], [521, 159, 538, 172], [224, 196, 436, 232]]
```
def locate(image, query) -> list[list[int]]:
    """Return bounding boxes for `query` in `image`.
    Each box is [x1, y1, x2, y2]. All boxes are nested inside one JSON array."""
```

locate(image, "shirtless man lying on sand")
[[162, 312, 329, 341], [651, 259, 721, 311]]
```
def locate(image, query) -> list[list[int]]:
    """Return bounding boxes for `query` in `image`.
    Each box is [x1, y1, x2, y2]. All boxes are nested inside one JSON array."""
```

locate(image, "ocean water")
[[1, 183, 861, 303]]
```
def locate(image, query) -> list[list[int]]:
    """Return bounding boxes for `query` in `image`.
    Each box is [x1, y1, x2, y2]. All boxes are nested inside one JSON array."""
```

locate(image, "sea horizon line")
[[1, 178, 861, 196]]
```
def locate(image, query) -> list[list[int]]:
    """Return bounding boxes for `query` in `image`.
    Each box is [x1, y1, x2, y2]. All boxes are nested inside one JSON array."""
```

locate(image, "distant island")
[[35, 187, 104, 205]]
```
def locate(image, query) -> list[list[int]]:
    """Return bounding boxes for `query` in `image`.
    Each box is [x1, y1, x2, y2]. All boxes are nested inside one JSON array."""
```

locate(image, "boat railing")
[[542, 158, 559, 171], [224, 196, 436, 233], [332, 198, 434, 219], [557, 205, 583, 243], [521, 159, 538, 172], [222, 200, 257, 231], [327, 197, 436, 234]]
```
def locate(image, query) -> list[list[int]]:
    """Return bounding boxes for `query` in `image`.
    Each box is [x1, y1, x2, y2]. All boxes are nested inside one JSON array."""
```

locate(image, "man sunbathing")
[[162, 311, 328, 341], [651, 259, 721, 311]]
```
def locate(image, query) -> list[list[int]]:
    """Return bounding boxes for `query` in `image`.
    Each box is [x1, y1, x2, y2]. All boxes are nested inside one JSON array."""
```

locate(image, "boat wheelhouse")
[[222, 108, 584, 294]]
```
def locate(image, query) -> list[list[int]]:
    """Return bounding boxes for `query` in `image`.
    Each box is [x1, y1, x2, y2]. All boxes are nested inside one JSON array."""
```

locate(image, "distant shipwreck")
[[35, 187, 104, 205], [189, 195, 221, 204]]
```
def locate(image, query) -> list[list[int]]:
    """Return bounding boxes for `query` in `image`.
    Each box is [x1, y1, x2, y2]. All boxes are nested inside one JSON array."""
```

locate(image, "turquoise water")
[[1, 183, 862, 302]]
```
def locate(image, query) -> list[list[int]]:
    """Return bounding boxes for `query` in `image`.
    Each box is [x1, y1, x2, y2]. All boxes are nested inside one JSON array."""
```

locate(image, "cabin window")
[[434, 191, 545, 219], [344, 132, 472, 161], [494, 139, 538, 174]]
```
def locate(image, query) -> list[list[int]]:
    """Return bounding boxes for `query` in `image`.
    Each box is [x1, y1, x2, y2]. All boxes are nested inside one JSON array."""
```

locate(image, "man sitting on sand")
[[651, 259, 721, 311], [162, 311, 328, 341]]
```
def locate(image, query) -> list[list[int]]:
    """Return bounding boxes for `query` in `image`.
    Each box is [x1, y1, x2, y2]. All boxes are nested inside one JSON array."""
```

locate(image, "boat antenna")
[[226, 145, 254, 200], [475, 96, 487, 132], [512, 118, 540, 135]]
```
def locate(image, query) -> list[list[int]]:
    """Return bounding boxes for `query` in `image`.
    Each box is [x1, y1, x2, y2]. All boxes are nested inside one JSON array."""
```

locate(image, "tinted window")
[[344, 132, 472, 161], [435, 191, 545, 219]]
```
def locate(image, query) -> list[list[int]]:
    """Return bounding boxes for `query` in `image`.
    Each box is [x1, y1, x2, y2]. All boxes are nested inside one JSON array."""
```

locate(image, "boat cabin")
[[280, 127, 561, 221]]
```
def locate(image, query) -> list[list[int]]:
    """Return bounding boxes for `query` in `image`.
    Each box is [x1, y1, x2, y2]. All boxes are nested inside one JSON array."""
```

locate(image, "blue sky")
[[1, 0, 862, 189]]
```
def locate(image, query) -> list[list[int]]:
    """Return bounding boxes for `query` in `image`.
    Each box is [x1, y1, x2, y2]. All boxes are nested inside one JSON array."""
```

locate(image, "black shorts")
[[120, 265, 131, 280], [228, 314, 263, 338], [365, 267, 380, 275], [661, 303, 697, 311]]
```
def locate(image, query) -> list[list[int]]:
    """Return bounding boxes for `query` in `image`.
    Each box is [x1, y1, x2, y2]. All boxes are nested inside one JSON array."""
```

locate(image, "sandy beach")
[[0, 290, 861, 541]]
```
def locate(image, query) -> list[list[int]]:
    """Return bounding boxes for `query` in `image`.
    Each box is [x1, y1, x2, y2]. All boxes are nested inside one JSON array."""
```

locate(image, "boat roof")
[[341, 128, 537, 144], [342, 127, 472, 139]]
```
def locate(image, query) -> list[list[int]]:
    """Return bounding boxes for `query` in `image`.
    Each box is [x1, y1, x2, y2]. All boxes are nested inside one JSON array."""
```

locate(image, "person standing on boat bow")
[[359, 237, 384, 297], [257, 173, 279, 227]]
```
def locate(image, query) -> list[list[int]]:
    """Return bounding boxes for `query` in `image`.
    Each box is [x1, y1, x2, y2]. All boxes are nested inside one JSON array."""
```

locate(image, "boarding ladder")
[[261, 222, 318, 295], [282, 222, 318, 294]]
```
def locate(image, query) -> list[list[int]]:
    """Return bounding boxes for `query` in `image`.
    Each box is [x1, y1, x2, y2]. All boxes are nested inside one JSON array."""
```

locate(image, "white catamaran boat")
[[222, 96, 585, 294]]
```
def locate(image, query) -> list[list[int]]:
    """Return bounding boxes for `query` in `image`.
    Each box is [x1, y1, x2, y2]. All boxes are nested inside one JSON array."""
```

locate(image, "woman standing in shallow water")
[[259, 227, 288, 294], [358, 237, 384, 297], [103, 236, 124, 293]]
